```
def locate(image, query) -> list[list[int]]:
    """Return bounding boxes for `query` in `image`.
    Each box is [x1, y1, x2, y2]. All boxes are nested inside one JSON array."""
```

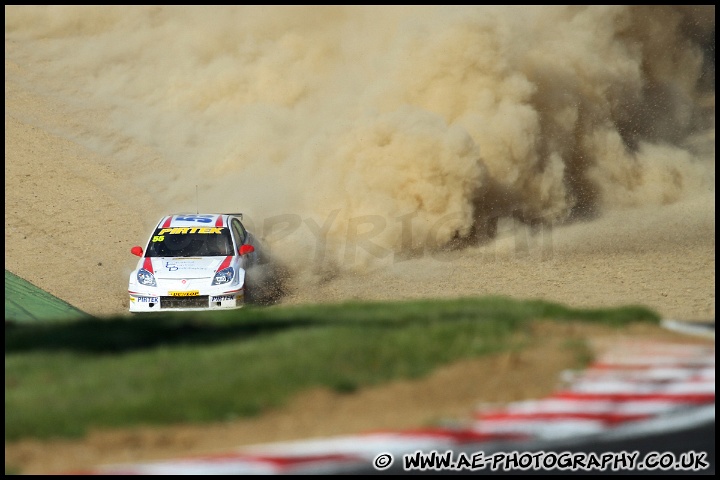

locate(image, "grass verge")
[[5, 295, 660, 442]]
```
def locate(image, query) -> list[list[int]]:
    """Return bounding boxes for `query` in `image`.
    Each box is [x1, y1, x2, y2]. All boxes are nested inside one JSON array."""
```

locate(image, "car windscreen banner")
[[146, 227, 234, 257]]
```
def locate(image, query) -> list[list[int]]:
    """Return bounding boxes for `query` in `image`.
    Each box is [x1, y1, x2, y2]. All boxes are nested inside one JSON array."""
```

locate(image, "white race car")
[[128, 213, 263, 312]]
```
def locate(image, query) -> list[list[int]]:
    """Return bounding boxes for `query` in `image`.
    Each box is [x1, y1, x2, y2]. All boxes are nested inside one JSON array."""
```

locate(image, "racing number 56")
[[176, 215, 213, 223]]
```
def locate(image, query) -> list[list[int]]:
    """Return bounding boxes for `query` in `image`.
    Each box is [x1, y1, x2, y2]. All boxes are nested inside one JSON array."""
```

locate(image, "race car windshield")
[[144, 227, 234, 257]]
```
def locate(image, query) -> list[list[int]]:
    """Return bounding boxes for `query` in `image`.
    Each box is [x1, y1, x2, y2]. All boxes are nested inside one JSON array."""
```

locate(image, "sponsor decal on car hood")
[[150, 257, 227, 279]]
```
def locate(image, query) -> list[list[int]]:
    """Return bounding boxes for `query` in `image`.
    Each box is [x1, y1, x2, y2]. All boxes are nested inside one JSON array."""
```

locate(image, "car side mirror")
[[131, 246, 143, 257], [239, 244, 255, 256]]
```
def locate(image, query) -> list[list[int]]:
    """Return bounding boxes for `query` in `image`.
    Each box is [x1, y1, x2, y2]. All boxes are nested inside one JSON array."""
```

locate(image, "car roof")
[[155, 213, 243, 229]]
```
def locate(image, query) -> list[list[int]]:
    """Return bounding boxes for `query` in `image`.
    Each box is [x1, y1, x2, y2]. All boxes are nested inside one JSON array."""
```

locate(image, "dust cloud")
[[5, 6, 715, 280]]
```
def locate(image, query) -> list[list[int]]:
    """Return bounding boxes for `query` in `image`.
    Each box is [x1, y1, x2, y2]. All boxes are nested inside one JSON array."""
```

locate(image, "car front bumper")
[[128, 289, 244, 312]]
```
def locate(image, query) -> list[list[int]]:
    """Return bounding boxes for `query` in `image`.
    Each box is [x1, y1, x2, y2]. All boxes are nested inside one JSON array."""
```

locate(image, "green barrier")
[[4, 270, 91, 322]]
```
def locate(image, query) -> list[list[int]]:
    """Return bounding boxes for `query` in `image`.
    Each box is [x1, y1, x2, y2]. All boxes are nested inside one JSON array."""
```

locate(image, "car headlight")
[[137, 268, 157, 287], [212, 266, 234, 285]]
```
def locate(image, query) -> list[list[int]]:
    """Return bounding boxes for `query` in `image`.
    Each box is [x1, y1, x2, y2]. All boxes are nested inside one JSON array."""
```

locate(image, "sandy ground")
[[4, 6, 715, 475]]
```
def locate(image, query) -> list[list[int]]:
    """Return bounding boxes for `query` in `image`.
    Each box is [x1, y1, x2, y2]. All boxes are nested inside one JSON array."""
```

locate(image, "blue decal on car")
[[175, 215, 213, 223]]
